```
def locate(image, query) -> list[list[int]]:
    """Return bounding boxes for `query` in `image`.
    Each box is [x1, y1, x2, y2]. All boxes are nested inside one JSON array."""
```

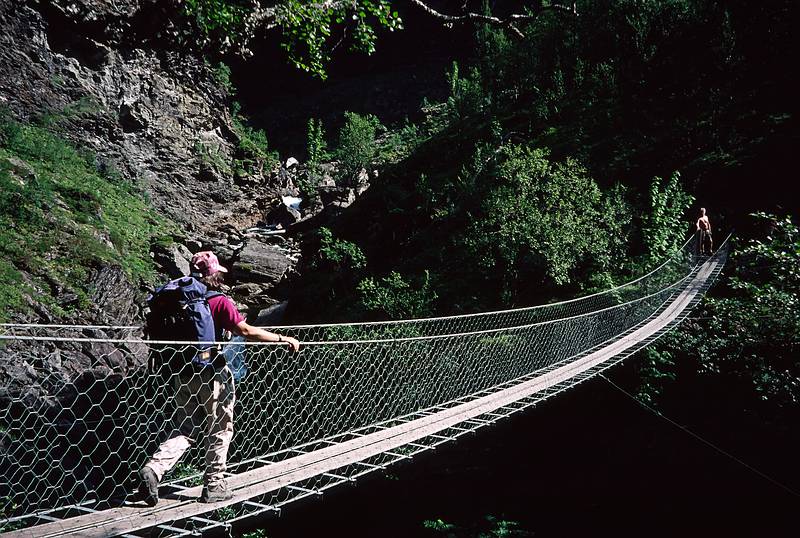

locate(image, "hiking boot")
[[137, 466, 160, 507], [200, 480, 233, 503]]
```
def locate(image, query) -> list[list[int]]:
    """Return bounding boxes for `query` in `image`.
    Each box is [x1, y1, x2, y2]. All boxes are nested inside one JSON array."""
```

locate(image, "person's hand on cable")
[[232, 321, 301, 352]]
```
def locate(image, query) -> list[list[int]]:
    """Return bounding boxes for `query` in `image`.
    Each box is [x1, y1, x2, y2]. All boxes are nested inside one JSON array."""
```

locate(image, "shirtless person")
[[696, 207, 713, 255]]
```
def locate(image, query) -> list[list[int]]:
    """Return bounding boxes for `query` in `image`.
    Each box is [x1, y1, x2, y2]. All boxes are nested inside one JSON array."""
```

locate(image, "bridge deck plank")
[[6, 259, 718, 538]]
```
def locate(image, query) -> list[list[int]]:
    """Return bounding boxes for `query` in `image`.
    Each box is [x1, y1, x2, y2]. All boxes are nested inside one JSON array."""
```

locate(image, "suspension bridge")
[[0, 236, 728, 537]]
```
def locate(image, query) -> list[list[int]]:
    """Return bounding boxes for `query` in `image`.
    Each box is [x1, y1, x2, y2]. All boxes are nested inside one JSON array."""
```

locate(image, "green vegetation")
[[468, 146, 630, 294], [167, 463, 203, 487], [641, 172, 695, 264], [294, 0, 794, 323], [195, 139, 233, 177], [288, 6, 798, 475], [241, 530, 267, 538], [277, 0, 401, 78], [299, 118, 328, 201], [194, 111, 277, 180], [423, 515, 534, 537], [358, 270, 437, 319], [211, 61, 235, 95], [0, 498, 23, 531], [335, 111, 382, 182], [306, 118, 328, 166], [214, 505, 236, 521], [640, 214, 800, 413], [181, 0, 401, 78], [231, 114, 279, 177], [198, 67, 278, 180], [318, 227, 366, 270], [379, 121, 421, 164], [0, 108, 170, 320]]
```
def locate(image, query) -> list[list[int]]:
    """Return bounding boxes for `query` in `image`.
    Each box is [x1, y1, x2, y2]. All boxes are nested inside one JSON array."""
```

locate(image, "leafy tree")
[[182, 0, 402, 78], [641, 171, 694, 263], [335, 111, 382, 182], [468, 145, 630, 297], [357, 270, 437, 319]]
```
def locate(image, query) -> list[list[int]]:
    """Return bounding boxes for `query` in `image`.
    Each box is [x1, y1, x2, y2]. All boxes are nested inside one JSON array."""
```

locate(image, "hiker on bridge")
[[696, 207, 713, 255], [137, 251, 301, 506]]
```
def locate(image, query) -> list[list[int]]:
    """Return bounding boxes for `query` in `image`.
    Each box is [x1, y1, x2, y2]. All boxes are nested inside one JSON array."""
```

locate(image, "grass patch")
[[0, 108, 172, 320]]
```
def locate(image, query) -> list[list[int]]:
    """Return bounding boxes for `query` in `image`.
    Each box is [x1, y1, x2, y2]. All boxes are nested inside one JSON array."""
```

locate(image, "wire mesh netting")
[[0, 235, 723, 529]]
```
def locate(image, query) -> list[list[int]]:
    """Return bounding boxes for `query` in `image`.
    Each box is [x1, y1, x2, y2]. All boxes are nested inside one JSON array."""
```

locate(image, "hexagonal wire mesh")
[[0, 235, 721, 529]]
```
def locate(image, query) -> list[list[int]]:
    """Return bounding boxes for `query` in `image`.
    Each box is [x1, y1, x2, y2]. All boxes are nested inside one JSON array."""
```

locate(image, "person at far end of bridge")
[[137, 251, 301, 506], [696, 207, 713, 255]]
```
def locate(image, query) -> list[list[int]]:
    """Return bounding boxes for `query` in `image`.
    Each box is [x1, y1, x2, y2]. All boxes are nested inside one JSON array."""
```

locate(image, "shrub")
[[298, 118, 328, 201], [641, 171, 694, 263], [357, 270, 437, 319], [232, 116, 279, 176], [445, 61, 489, 123], [306, 117, 328, 165], [335, 111, 382, 182], [318, 227, 366, 270], [212, 61, 235, 95], [379, 121, 422, 164]]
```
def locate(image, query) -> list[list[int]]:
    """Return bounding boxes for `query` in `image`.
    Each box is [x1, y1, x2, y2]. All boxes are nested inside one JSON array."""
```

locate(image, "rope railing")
[[0, 235, 697, 339], [0, 235, 716, 526]]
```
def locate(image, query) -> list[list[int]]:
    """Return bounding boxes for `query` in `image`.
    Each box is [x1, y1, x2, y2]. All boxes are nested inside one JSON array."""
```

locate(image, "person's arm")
[[231, 321, 301, 352], [696, 218, 701, 231]]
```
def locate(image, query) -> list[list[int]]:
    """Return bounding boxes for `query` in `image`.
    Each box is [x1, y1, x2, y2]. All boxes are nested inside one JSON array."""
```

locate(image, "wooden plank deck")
[[7, 258, 719, 538]]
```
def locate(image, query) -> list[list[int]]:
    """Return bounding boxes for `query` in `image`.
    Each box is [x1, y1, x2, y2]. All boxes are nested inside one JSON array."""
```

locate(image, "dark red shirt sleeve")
[[208, 295, 245, 334]]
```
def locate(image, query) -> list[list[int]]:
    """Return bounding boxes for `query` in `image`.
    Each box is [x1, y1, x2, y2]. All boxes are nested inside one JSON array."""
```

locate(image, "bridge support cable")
[[0, 236, 728, 536]]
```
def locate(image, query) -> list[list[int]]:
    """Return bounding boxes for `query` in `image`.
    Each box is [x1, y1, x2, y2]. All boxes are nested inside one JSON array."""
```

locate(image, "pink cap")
[[191, 251, 228, 276]]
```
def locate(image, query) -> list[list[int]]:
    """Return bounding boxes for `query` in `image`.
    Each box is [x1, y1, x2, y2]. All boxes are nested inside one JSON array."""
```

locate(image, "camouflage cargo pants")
[[144, 365, 235, 486]]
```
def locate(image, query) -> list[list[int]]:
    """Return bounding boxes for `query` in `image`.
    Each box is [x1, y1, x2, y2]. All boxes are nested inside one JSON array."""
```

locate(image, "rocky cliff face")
[[0, 0, 305, 401], [0, 0, 267, 234], [0, 0, 306, 312]]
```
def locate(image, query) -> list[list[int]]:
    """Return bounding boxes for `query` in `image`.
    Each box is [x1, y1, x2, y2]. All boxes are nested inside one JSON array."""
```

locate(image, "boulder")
[[234, 239, 293, 286], [185, 239, 203, 253], [252, 301, 288, 326], [151, 242, 192, 278], [230, 282, 267, 297], [319, 186, 356, 209]]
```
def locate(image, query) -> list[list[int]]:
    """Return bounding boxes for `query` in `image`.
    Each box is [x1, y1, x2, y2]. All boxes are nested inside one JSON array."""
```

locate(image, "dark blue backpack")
[[145, 277, 222, 371]]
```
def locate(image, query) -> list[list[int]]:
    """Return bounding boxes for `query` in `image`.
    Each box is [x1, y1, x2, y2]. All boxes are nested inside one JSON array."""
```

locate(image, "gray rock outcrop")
[[235, 239, 294, 286], [0, 0, 275, 234]]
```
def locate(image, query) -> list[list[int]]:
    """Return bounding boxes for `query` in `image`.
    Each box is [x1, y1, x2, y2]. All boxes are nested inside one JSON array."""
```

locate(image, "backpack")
[[145, 276, 223, 373]]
